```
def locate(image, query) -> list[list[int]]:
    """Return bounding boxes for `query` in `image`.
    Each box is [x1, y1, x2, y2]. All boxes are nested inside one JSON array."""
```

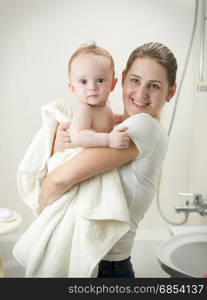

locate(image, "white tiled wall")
[[1, 0, 206, 236]]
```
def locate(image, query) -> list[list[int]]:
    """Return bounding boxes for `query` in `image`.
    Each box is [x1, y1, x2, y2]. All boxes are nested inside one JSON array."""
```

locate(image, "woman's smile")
[[123, 57, 171, 118], [130, 97, 150, 109]]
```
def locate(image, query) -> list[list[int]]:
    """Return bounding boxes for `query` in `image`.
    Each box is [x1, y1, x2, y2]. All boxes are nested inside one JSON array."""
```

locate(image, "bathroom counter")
[[0, 210, 22, 277], [0, 211, 22, 236]]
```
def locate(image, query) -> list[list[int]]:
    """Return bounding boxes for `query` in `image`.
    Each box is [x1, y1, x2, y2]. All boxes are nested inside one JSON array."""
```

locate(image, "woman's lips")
[[131, 98, 150, 108]]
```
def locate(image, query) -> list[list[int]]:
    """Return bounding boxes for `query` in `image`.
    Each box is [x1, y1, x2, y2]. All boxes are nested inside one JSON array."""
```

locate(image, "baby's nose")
[[88, 81, 98, 90]]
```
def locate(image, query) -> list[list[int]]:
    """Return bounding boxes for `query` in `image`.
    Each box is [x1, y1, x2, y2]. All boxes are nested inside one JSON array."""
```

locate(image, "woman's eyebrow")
[[129, 74, 141, 79], [130, 73, 162, 83]]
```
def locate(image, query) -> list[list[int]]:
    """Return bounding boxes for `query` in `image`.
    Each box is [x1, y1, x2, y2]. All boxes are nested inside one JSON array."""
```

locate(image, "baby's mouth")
[[88, 95, 98, 98]]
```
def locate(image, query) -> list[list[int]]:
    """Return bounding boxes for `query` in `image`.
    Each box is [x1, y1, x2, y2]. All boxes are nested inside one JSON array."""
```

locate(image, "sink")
[[156, 230, 207, 278]]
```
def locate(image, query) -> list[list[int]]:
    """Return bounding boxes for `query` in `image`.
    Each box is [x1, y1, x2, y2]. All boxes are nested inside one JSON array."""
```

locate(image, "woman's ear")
[[121, 70, 126, 86], [166, 84, 176, 102]]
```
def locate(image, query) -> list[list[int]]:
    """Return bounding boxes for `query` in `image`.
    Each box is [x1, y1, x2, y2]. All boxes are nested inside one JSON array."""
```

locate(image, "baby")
[[42, 44, 130, 211], [68, 43, 129, 149]]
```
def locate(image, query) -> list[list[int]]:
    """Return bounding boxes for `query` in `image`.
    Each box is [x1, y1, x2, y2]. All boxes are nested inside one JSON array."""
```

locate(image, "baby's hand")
[[108, 127, 130, 149]]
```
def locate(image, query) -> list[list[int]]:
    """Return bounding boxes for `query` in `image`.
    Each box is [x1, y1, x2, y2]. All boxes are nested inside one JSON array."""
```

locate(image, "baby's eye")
[[80, 79, 87, 84], [97, 78, 105, 83]]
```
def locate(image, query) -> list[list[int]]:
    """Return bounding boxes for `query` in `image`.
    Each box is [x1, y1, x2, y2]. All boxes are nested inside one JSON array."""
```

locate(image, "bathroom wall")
[[1, 0, 206, 236]]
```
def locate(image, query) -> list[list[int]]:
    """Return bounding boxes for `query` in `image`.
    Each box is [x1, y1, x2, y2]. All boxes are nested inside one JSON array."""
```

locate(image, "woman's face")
[[122, 57, 175, 119]]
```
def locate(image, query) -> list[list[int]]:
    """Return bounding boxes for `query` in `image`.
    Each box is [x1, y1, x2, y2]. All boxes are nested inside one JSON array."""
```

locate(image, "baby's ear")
[[68, 83, 76, 95], [111, 78, 118, 91]]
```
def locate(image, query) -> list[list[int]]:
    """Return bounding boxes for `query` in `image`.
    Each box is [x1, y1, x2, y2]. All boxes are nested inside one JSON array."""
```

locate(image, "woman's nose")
[[136, 85, 148, 100]]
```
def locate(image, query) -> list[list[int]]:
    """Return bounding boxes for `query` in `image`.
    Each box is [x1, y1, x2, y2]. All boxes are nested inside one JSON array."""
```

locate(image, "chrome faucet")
[[175, 193, 207, 216]]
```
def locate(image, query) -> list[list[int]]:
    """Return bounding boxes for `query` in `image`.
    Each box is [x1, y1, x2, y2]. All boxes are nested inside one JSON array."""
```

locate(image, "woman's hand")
[[52, 122, 76, 154], [38, 177, 48, 211], [39, 122, 77, 211], [38, 177, 55, 211]]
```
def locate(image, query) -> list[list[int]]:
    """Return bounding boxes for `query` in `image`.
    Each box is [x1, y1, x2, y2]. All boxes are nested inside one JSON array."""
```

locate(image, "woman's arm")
[[39, 140, 138, 209]]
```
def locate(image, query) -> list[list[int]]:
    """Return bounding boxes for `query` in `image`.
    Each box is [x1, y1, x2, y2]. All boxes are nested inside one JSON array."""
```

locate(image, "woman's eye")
[[149, 83, 160, 89], [131, 79, 140, 84]]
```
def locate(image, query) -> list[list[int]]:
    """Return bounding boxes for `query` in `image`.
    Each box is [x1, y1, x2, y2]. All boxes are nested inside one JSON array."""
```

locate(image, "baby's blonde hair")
[[68, 42, 115, 80]]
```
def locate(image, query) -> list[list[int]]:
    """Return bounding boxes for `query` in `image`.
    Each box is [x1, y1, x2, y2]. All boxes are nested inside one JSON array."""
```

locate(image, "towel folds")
[[13, 99, 130, 277]]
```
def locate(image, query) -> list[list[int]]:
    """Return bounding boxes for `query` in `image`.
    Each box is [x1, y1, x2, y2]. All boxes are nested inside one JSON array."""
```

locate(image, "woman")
[[39, 42, 177, 277]]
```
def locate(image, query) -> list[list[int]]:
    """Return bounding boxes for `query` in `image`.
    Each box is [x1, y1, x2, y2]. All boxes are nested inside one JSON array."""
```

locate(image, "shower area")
[[156, 0, 207, 226], [0, 0, 206, 278]]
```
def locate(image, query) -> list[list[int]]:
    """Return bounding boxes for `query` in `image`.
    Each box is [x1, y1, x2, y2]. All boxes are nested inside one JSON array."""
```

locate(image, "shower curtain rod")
[[199, 0, 206, 81]]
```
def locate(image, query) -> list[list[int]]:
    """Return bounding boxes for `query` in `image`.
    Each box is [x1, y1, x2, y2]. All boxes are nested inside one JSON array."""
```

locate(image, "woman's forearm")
[[38, 175, 64, 211], [47, 140, 139, 198]]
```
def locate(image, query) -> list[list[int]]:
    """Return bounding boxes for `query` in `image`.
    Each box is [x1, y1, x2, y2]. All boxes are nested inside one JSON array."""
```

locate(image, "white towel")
[[13, 99, 130, 277]]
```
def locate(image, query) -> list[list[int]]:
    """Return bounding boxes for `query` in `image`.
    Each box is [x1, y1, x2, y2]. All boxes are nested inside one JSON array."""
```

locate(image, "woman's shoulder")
[[118, 113, 168, 157], [125, 112, 157, 124], [118, 113, 159, 135]]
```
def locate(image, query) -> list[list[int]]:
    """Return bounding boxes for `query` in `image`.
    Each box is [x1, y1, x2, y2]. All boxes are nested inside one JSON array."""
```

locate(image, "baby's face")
[[69, 54, 117, 106]]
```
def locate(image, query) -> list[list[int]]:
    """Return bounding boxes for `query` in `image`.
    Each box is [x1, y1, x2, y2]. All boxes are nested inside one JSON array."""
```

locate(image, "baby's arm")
[[70, 104, 129, 149], [70, 104, 108, 147]]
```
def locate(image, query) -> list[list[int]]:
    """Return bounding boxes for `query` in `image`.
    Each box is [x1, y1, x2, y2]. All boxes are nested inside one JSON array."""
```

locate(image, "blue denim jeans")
[[97, 256, 135, 278]]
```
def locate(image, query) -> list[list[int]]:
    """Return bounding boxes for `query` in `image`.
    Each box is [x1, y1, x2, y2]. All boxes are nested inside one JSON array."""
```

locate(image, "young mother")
[[39, 42, 177, 278]]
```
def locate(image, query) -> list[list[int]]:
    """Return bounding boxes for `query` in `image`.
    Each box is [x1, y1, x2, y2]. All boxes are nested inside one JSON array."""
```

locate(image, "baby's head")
[[68, 43, 117, 106]]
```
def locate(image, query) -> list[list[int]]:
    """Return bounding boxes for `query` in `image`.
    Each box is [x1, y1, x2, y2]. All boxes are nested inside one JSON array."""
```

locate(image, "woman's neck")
[[124, 110, 160, 121]]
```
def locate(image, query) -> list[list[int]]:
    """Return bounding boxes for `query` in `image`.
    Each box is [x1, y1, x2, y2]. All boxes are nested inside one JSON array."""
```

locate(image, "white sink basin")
[[157, 230, 207, 278]]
